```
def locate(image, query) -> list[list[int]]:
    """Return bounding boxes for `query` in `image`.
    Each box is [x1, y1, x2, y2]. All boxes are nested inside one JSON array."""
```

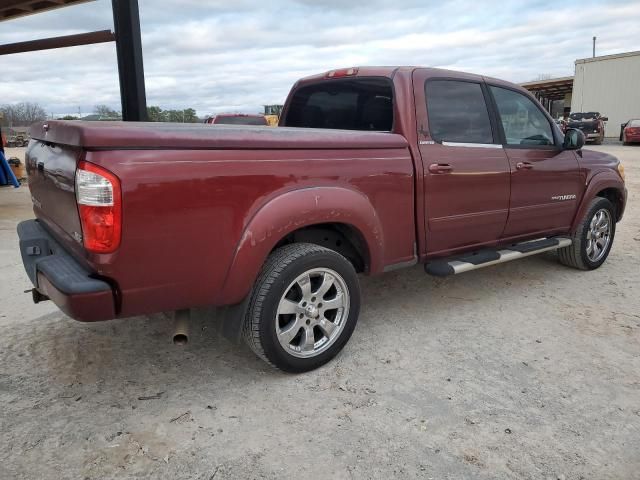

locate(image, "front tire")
[[558, 197, 616, 270], [243, 243, 361, 373]]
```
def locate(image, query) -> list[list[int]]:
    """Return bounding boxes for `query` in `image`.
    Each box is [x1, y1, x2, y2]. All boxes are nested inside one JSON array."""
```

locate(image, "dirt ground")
[[1, 144, 639, 480]]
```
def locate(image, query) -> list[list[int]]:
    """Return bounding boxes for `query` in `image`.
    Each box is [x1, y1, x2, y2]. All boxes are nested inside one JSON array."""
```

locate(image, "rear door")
[[487, 85, 583, 237], [413, 70, 511, 255]]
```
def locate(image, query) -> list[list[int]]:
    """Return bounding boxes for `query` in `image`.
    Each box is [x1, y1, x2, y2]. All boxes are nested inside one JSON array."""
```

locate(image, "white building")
[[571, 51, 640, 137]]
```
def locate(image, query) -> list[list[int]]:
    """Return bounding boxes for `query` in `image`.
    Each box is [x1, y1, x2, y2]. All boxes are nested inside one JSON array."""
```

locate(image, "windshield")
[[569, 112, 600, 121], [283, 77, 393, 131], [214, 116, 267, 125], [628, 119, 640, 127]]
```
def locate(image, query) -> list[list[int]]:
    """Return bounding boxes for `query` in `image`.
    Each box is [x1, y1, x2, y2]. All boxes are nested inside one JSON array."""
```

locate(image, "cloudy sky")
[[1, 0, 639, 117]]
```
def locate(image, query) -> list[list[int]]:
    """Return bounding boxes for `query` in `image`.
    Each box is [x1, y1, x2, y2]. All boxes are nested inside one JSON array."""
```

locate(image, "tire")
[[593, 137, 603, 145], [243, 243, 361, 373], [558, 197, 616, 270]]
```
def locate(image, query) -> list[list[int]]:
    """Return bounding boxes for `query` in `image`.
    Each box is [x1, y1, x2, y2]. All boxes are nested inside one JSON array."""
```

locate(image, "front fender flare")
[[572, 170, 626, 231], [219, 187, 384, 304]]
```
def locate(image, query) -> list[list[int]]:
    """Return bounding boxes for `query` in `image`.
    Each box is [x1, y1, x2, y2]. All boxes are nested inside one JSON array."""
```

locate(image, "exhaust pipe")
[[173, 309, 190, 345]]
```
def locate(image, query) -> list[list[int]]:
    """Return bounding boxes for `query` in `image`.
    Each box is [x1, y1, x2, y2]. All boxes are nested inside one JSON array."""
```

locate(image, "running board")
[[425, 237, 572, 277]]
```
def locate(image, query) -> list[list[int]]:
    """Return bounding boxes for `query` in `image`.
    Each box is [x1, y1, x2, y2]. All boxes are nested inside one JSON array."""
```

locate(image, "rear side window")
[[490, 86, 554, 146], [283, 78, 393, 131], [425, 80, 494, 144]]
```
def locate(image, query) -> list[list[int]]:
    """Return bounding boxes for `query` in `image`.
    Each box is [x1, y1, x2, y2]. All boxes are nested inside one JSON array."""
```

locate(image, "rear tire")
[[243, 243, 361, 373], [558, 197, 616, 270]]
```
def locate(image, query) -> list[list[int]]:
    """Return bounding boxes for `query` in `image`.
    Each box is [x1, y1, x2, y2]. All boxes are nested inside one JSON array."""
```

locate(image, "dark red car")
[[205, 113, 268, 126], [18, 67, 627, 372], [622, 119, 640, 144]]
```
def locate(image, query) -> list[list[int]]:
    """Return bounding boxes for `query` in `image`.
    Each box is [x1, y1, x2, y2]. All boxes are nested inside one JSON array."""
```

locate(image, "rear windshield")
[[569, 112, 599, 121], [214, 116, 267, 125], [282, 77, 393, 131]]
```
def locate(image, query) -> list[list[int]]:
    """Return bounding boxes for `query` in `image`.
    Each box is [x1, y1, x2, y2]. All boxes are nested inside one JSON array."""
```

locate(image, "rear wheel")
[[243, 243, 361, 373], [558, 197, 616, 270]]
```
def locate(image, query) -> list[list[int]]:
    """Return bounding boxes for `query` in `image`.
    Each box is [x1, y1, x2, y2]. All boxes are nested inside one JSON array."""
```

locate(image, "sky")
[[1, 0, 639, 118]]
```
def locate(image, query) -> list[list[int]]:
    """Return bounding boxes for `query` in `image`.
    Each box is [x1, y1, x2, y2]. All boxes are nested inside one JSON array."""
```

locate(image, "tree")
[[94, 105, 120, 118], [182, 108, 198, 123], [58, 115, 79, 120], [0, 102, 47, 127], [146, 106, 199, 123], [146, 106, 166, 122]]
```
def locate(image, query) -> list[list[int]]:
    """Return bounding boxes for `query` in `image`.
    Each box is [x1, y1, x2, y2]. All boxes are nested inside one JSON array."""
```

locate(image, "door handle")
[[428, 163, 453, 174], [516, 161, 533, 170]]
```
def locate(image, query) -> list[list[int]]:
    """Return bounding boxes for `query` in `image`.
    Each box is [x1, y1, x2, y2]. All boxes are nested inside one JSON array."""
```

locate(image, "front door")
[[487, 85, 583, 237], [413, 70, 511, 255]]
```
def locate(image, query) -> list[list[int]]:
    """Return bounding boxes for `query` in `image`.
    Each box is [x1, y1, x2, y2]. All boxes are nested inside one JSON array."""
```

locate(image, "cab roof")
[[295, 66, 512, 88]]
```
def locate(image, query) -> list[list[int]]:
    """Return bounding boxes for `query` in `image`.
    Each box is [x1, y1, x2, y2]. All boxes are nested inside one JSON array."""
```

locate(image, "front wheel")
[[558, 197, 616, 270], [243, 243, 361, 373]]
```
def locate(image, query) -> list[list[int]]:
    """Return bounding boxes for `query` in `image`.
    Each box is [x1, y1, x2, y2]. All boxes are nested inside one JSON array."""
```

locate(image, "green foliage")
[[58, 115, 79, 120], [146, 106, 199, 123]]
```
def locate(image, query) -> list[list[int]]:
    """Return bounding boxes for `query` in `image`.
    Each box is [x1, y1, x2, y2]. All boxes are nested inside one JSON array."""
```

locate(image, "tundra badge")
[[551, 194, 577, 201]]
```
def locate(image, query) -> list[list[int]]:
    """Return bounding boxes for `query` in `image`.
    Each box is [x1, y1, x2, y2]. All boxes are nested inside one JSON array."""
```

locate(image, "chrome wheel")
[[275, 267, 349, 358], [586, 208, 612, 262]]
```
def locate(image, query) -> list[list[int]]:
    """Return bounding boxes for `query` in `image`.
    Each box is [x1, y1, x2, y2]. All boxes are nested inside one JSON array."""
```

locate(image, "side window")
[[490, 86, 554, 146], [425, 80, 494, 144]]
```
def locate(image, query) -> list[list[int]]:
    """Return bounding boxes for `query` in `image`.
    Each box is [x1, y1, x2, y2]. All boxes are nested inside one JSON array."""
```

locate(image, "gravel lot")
[[1, 144, 639, 480]]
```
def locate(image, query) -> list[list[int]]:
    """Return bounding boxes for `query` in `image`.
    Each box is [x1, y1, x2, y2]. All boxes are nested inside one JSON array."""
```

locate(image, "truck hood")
[[580, 148, 619, 168], [30, 121, 408, 150]]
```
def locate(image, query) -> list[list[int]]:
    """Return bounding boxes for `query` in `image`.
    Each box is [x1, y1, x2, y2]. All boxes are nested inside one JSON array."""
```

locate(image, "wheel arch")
[[219, 186, 384, 304], [595, 187, 625, 221], [572, 171, 626, 231]]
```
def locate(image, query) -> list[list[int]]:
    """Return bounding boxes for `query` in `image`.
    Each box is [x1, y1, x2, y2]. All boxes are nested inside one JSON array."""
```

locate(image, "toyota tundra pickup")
[[18, 67, 627, 372]]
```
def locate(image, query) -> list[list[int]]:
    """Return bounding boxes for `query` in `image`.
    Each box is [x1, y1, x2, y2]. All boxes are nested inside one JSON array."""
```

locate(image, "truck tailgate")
[[26, 141, 83, 250]]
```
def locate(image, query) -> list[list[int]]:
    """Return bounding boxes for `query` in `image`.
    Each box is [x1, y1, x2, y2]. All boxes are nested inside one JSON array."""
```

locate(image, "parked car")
[[205, 113, 268, 126], [567, 112, 607, 144], [619, 121, 627, 141], [622, 119, 640, 145], [18, 66, 627, 373]]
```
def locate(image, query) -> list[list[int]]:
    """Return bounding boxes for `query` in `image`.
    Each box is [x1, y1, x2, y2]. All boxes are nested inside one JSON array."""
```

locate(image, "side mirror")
[[563, 128, 585, 150], [601, 116, 609, 122]]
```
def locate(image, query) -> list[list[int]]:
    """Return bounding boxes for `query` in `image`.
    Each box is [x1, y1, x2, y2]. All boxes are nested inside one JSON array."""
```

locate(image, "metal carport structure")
[[0, 0, 148, 121]]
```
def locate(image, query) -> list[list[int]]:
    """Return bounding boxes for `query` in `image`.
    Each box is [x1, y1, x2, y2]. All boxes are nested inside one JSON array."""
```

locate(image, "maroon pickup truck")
[[18, 67, 627, 372]]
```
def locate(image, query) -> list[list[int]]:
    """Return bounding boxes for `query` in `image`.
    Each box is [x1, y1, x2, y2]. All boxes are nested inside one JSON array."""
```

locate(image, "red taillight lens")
[[75, 161, 121, 253], [326, 67, 358, 78]]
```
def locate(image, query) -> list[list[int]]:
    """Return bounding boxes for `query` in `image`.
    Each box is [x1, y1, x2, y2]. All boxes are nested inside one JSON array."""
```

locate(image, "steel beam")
[[112, 0, 147, 121], [0, 30, 114, 55]]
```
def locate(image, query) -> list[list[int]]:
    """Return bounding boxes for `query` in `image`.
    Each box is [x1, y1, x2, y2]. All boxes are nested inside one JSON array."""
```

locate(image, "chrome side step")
[[425, 237, 572, 277]]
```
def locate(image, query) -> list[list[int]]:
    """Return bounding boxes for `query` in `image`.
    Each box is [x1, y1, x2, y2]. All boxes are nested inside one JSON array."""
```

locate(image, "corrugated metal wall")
[[571, 52, 640, 137]]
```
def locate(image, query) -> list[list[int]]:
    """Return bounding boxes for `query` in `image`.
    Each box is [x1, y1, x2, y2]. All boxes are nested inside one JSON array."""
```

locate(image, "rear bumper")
[[17, 219, 117, 321]]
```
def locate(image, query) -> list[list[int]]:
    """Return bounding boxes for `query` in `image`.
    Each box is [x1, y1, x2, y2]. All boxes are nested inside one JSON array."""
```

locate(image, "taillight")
[[75, 161, 122, 253]]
